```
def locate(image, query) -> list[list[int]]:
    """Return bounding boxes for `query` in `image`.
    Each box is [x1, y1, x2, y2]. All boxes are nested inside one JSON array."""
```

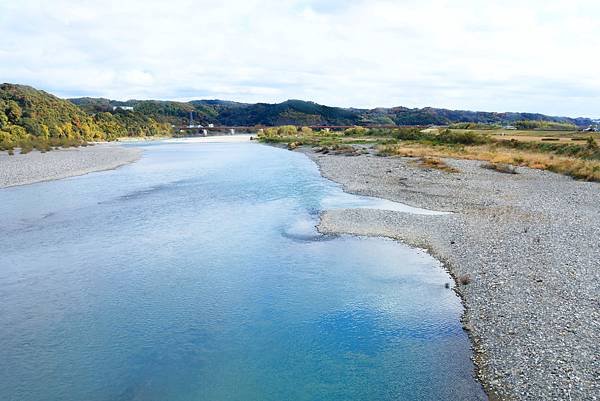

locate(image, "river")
[[0, 141, 486, 400]]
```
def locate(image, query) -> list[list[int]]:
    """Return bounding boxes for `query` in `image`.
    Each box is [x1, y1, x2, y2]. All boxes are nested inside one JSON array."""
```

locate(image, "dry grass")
[[451, 128, 599, 143], [313, 144, 365, 156], [481, 162, 518, 174], [413, 157, 459, 173], [379, 143, 600, 181]]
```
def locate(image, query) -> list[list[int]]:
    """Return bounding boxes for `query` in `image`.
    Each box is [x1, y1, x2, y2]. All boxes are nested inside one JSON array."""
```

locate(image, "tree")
[[6, 100, 22, 123], [0, 111, 8, 129]]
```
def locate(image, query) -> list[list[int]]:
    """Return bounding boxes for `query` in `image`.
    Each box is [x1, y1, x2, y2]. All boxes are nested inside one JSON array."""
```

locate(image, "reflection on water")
[[0, 142, 484, 401]]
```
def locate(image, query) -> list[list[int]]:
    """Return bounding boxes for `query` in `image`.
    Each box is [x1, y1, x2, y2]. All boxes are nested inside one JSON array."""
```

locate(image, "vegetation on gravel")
[[257, 124, 600, 181], [415, 157, 459, 173], [379, 136, 600, 181], [481, 162, 518, 174]]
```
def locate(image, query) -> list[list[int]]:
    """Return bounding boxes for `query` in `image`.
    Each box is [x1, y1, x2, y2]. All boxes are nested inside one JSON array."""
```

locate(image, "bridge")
[[174, 124, 426, 136]]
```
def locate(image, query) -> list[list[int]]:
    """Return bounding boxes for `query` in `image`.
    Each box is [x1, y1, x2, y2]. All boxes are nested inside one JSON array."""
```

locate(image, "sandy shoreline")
[[303, 149, 599, 400], [0, 143, 142, 188]]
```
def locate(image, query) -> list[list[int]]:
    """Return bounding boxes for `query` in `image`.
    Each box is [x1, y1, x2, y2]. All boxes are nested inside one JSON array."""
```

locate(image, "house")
[[112, 106, 134, 111], [502, 125, 517, 130]]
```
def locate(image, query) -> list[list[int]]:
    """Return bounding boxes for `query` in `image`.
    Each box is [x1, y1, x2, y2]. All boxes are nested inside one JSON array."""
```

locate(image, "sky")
[[1, 0, 599, 117]]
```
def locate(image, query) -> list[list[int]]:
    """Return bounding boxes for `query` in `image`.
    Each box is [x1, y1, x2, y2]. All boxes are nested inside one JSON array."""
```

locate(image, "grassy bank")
[[380, 142, 600, 181], [380, 133, 600, 181], [258, 125, 600, 181]]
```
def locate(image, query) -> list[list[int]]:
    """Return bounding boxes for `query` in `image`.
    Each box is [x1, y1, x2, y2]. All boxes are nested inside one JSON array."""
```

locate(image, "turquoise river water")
[[0, 141, 486, 400]]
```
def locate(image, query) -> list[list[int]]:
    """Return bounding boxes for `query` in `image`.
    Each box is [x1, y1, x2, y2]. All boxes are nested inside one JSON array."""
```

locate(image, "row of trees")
[[514, 120, 578, 130]]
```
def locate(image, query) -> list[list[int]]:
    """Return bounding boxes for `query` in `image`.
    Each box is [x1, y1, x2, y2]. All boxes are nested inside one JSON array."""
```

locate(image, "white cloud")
[[0, 0, 598, 117]]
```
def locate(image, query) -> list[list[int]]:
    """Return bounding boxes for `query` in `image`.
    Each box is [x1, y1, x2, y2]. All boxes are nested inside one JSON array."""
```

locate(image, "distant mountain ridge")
[[69, 97, 596, 128]]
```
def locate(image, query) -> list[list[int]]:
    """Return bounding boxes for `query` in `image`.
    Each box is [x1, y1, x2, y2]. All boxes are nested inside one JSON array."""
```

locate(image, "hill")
[[70, 96, 596, 128], [0, 84, 171, 151]]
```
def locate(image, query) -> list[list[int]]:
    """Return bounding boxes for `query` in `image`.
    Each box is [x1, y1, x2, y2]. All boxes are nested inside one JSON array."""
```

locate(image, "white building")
[[112, 106, 134, 111]]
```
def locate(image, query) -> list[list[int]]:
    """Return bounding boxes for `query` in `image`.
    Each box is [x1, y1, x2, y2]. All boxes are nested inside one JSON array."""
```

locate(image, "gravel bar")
[[0, 144, 142, 188], [304, 149, 599, 401]]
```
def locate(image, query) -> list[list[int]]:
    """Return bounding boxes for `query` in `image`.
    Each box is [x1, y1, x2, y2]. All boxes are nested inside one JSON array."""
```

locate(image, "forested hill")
[[70, 96, 595, 128], [0, 83, 172, 151]]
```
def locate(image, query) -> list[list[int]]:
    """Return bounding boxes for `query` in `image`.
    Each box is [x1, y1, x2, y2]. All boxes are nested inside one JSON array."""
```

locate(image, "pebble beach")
[[0, 144, 142, 188], [306, 149, 600, 400]]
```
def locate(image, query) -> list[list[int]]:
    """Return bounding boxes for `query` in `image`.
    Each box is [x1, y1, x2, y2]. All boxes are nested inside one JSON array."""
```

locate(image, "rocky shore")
[[305, 149, 600, 400], [0, 143, 142, 188]]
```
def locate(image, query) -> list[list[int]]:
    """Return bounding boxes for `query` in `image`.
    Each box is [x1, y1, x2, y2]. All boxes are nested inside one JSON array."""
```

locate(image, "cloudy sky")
[[1, 0, 599, 117]]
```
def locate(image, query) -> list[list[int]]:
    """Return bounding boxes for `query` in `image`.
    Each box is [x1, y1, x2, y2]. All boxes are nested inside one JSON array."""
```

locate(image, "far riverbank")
[[0, 143, 142, 188], [0, 135, 255, 189]]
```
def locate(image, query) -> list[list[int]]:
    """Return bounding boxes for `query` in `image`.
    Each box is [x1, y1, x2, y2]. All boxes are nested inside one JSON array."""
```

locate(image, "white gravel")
[[304, 149, 600, 401], [0, 143, 142, 188]]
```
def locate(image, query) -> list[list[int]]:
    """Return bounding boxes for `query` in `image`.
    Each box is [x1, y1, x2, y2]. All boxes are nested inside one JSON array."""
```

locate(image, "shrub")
[[277, 125, 298, 136], [586, 136, 598, 150], [449, 122, 500, 129], [300, 126, 313, 135], [393, 127, 430, 141], [287, 141, 302, 150], [314, 144, 362, 156], [416, 157, 459, 173], [344, 126, 369, 136], [436, 129, 491, 145]]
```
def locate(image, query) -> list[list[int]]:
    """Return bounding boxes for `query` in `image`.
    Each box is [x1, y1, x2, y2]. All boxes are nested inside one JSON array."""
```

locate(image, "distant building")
[[581, 126, 598, 132], [502, 125, 517, 130], [112, 105, 134, 111], [208, 124, 214, 128]]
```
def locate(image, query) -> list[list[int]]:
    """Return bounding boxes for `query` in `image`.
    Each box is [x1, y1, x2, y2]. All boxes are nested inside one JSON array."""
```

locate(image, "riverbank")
[[0, 143, 142, 188], [303, 149, 599, 400]]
